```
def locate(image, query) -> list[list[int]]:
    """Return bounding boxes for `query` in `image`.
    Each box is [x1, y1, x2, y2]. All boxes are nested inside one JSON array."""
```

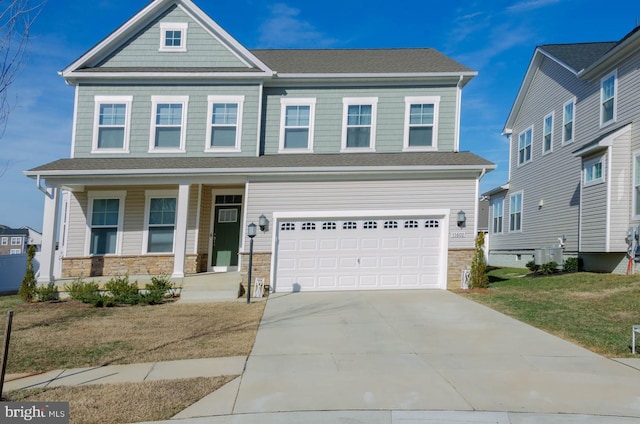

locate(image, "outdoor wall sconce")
[[457, 210, 466, 228], [247, 222, 257, 304], [259, 214, 268, 232]]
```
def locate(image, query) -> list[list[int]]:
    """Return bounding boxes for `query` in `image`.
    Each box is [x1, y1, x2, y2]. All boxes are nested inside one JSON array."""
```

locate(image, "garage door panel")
[[299, 240, 318, 250], [340, 238, 359, 249], [380, 256, 400, 267], [360, 256, 378, 268], [319, 239, 338, 250], [339, 257, 358, 268], [361, 238, 379, 249], [298, 258, 317, 270], [319, 258, 338, 269], [381, 238, 400, 249]]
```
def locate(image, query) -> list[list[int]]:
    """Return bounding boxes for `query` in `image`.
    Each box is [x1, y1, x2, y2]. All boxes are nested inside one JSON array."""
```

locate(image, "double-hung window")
[[492, 199, 503, 234], [86, 192, 125, 256], [159, 22, 188, 52], [342, 98, 377, 151], [518, 127, 532, 165], [543, 113, 553, 154], [206, 95, 244, 152], [11, 237, 21, 245], [1, 237, 6, 245], [563, 99, 575, 144], [403, 96, 439, 150], [144, 191, 177, 253], [509, 192, 523, 232], [150, 96, 188, 152], [92, 96, 132, 152], [10, 249, 21, 255], [279, 98, 316, 152], [584, 156, 604, 186], [600, 70, 617, 126]]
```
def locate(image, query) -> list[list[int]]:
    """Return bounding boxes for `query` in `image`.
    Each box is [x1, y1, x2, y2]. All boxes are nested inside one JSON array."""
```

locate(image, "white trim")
[[599, 69, 617, 128], [142, 189, 178, 254], [91, 95, 133, 153], [562, 98, 576, 145], [517, 126, 533, 166], [633, 150, 640, 221], [509, 190, 523, 233], [455, 78, 462, 152], [542, 112, 554, 155], [341, 97, 378, 152], [606, 147, 612, 252], [0, 237, 6, 245], [205, 95, 244, 153], [209, 187, 245, 272], [583, 155, 605, 187], [172, 184, 190, 278], [84, 190, 126, 256], [159, 22, 188, 52], [71, 86, 79, 158], [194, 184, 202, 254], [402, 96, 439, 151], [256, 83, 264, 157], [149, 95, 189, 153], [278, 97, 316, 153], [10, 237, 22, 245]]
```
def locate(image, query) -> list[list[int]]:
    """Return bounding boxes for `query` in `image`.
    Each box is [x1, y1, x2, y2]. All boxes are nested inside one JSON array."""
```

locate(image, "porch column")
[[172, 183, 190, 278], [38, 186, 60, 284]]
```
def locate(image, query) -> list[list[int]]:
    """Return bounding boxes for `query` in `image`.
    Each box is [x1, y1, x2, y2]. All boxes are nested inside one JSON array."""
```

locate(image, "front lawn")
[[459, 268, 640, 357]]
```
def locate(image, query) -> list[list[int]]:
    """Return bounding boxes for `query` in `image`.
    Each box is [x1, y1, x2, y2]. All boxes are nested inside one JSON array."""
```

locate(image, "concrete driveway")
[[232, 290, 640, 418]]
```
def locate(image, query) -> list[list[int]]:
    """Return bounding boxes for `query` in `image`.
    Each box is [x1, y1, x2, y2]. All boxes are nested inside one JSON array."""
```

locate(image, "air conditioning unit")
[[534, 247, 563, 265]]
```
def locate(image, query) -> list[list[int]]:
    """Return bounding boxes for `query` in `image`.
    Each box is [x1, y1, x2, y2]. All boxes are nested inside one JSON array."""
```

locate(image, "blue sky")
[[1, 0, 639, 231]]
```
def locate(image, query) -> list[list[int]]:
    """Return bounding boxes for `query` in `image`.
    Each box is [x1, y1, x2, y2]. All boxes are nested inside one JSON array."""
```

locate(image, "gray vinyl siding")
[[99, 6, 247, 69], [66, 192, 87, 257], [261, 86, 458, 154], [580, 154, 607, 252], [609, 133, 631, 252], [73, 84, 260, 157], [245, 177, 476, 252]]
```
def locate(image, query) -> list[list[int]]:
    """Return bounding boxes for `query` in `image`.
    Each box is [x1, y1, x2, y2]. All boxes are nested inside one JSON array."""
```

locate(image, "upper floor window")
[[342, 98, 377, 151], [403, 96, 439, 150], [279, 98, 316, 152], [150, 96, 188, 152], [11, 237, 22, 245], [144, 191, 177, 253], [86, 191, 125, 256], [543, 113, 553, 154], [600, 70, 617, 126], [518, 127, 532, 165], [92, 96, 132, 152], [584, 156, 604, 186], [0, 237, 6, 245], [206, 95, 244, 152], [492, 198, 503, 234], [563, 99, 575, 144], [159, 22, 188, 52], [509, 192, 522, 232]]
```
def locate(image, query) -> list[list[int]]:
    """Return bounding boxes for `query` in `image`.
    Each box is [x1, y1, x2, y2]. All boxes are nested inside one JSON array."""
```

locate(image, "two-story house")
[[0, 225, 29, 255], [26, 0, 494, 292], [485, 26, 640, 273]]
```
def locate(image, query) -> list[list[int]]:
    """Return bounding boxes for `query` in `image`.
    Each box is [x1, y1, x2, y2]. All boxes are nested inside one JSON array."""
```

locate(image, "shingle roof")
[[27, 152, 494, 176], [539, 42, 617, 72], [251, 48, 474, 74], [0, 227, 28, 237]]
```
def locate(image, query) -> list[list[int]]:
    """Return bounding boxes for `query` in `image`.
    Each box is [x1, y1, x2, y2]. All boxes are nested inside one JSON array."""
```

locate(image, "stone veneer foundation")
[[62, 254, 199, 278], [240, 252, 272, 296]]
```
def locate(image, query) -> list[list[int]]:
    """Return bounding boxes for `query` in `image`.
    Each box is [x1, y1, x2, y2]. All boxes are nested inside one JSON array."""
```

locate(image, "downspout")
[[474, 168, 487, 234], [454, 75, 464, 152]]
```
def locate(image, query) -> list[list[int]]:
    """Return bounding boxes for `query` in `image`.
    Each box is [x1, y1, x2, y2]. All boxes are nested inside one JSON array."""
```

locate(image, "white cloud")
[[506, 0, 560, 13], [257, 3, 337, 48]]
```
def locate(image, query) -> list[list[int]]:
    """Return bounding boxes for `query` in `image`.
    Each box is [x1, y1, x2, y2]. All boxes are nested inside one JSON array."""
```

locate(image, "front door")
[[212, 205, 242, 270]]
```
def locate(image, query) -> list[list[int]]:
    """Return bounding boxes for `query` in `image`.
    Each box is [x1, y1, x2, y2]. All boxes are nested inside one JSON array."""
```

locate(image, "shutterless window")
[[404, 97, 439, 149], [1, 237, 6, 245], [159, 23, 187, 52], [284, 105, 311, 149], [10, 249, 21, 254], [509, 193, 522, 232], [147, 197, 176, 253], [492, 199, 503, 234], [601, 71, 616, 126], [518, 127, 532, 165], [211, 103, 238, 147], [563, 100, 575, 144], [11, 237, 21, 245], [93, 96, 132, 152], [342, 98, 377, 150], [584, 157, 604, 186], [543, 113, 553, 154], [90, 198, 120, 255], [150, 96, 188, 151]]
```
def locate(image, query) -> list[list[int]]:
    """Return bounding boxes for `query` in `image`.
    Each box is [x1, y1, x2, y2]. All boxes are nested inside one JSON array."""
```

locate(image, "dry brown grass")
[[6, 376, 236, 424], [1, 298, 265, 373]]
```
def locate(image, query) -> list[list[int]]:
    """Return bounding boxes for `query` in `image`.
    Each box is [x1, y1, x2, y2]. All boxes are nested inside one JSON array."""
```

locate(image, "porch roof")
[[26, 152, 495, 179]]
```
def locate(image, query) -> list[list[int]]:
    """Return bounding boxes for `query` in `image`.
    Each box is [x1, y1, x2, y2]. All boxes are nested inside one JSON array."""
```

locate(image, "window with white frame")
[[404, 96, 439, 150], [563, 99, 575, 144], [87, 192, 125, 255], [584, 156, 605, 186], [279, 98, 316, 152], [10, 249, 21, 254], [342, 98, 377, 150], [11, 237, 21, 245], [1, 237, 6, 245], [600, 70, 617, 126], [206, 95, 244, 151], [144, 191, 177, 253], [634, 152, 640, 218], [92, 96, 132, 152], [150, 96, 188, 151], [543, 113, 553, 154], [492, 198, 503, 234], [159, 22, 188, 52], [509, 192, 522, 232], [518, 127, 532, 165]]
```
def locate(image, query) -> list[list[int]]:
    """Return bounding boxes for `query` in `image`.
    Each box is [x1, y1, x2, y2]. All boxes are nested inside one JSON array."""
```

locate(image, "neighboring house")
[[485, 27, 640, 273], [25, 0, 494, 292], [0, 225, 29, 255]]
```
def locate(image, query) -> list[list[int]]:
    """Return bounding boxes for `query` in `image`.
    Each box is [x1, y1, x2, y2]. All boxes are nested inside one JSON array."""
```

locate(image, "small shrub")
[[19, 245, 37, 302], [142, 274, 175, 305], [469, 232, 489, 289], [563, 257, 581, 273], [65, 278, 101, 303], [539, 261, 558, 275], [34, 282, 58, 302], [525, 260, 538, 272], [105, 276, 140, 304]]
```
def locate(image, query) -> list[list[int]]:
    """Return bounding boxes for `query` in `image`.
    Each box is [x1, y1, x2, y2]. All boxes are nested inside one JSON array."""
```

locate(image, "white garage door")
[[274, 216, 445, 292]]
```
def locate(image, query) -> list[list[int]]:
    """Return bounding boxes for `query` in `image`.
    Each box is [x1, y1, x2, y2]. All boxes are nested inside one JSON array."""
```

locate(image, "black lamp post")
[[247, 222, 257, 304]]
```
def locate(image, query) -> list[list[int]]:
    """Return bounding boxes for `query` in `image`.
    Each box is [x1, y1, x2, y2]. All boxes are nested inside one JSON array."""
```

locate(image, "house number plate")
[[450, 232, 466, 238]]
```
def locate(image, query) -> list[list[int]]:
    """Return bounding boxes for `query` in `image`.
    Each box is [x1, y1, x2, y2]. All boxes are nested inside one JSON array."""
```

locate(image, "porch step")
[[176, 271, 242, 303]]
